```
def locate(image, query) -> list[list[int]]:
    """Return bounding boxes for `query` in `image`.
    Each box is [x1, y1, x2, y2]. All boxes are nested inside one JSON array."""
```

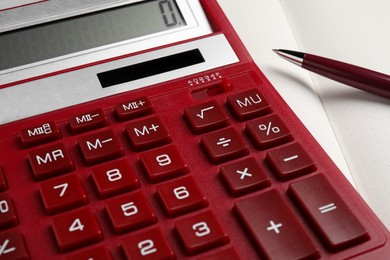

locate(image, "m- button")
[[78, 129, 123, 165]]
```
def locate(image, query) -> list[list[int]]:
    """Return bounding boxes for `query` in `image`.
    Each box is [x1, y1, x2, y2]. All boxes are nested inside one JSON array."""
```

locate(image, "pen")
[[273, 49, 390, 99]]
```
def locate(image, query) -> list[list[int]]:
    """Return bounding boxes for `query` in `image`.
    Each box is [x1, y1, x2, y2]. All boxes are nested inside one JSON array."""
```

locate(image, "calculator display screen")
[[0, 0, 186, 71]]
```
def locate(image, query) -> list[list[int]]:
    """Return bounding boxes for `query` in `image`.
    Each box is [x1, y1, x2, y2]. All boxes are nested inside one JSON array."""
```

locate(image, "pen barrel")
[[303, 54, 390, 99]]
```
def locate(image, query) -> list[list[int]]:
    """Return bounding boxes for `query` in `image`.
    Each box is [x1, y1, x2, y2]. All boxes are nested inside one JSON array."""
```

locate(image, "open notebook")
[[218, 0, 390, 230]]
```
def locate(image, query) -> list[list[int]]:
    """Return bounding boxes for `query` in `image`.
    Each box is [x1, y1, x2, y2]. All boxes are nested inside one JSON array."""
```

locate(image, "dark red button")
[[201, 127, 249, 164], [20, 121, 61, 148], [68, 108, 108, 134], [266, 143, 316, 180], [0, 167, 7, 192], [91, 158, 139, 198], [115, 96, 153, 121], [28, 142, 74, 180], [219, 157, 270, 196], [227, 88, 271, 121], [184, 100, 229, 134], [78, 129, 123, 165], [140, 145, 188, 183], [234, 189, 319, 259], [39, 174, 88, 215], [202, 247, 240, 260], [64, 245, 112, 260], [289, 174, 369, 251], [122, 227, 175, 260], [0, 230, 29, 259], [105, 191, 157, 234], [126, 116, 171, 151], [175, 211, 229, 255], [246, 114, 292, 149], [0, 194, 18, 229], [156, 176, 208, 217], [51, 207, 103, 253]]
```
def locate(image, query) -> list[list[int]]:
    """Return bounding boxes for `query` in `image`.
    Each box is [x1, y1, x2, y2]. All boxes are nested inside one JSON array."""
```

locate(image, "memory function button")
[[0, 167, 7, 192], [28, 142, 74, 180], [227, 88, 271, 121], [78, 129, 123, 165], [234, 189, 319, 259], [68, 108, 108, 134], [115, 96, 153, 121], [184, 100, 228, 134], [289, 174, 369, 251], [20, 121, 61, 148], [126, 116, 171, 151]]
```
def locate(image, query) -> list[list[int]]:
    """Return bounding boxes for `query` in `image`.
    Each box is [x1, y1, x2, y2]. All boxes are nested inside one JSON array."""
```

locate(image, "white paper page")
[[280, 0, 390, 229], [217, 0, 351, 181]]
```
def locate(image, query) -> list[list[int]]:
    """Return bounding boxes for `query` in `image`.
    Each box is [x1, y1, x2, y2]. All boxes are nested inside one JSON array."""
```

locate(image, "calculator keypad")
[[0, 82, 386, 259]]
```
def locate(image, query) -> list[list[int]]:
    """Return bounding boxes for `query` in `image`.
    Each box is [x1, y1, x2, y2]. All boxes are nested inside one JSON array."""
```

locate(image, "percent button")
[[246, 114, 292, 149]]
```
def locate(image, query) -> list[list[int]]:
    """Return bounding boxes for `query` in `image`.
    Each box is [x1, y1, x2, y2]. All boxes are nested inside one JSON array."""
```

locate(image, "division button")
[[234, 189, 319, 259], [201, 127, 249, 164], [289, 174, 369, 251]]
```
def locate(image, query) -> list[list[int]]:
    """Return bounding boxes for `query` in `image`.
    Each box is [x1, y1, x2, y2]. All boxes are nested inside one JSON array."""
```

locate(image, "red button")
[[289, 174, 369, 251], [20, 121, 61, 148], [227, 89, 271, 121], [0, 167, 7, 192], [28, 142, 74, 180], [156, 176, 208, 217], [68, 108, 108, 134], [122, 227, 175, 260], [246, 114, 292, 149], [234, 189, 319, 259], [78, 129, 123, 165], [175, 211, 229, 255], [105, 191, 157, 234], [64, 245, 112, 260], [0, 194, 18, 229], [51, 207, 103, 253], [219, 157, 270, 196], [0, 230, 29, 259], [91, 158, 139, 198], [126, 116, 171, 151], [115, 96, 153, 121], [266, 143, 316, 180], [184, 100, 229, 134], [140, 145, 188, 183], [201, 127, 249, 164], [39, 174, 88, 215], [202, 247, 240, 260]]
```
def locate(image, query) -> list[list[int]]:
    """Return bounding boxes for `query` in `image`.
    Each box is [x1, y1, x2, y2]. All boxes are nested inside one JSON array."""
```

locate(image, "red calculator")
[[0, 0, 389, 259]]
